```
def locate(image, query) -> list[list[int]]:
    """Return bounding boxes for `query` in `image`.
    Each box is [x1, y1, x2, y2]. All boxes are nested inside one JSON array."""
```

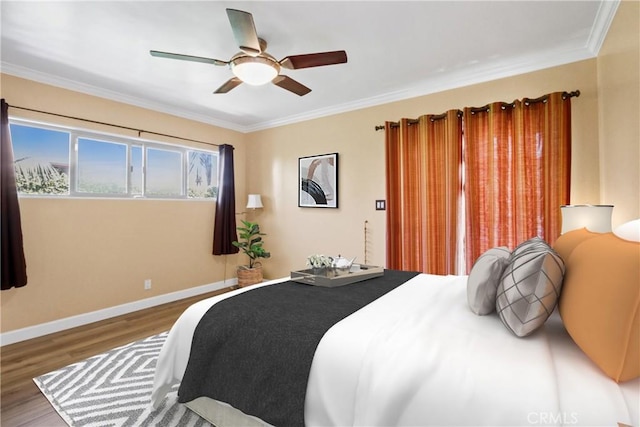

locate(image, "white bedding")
[[151, 274, 640, 426]]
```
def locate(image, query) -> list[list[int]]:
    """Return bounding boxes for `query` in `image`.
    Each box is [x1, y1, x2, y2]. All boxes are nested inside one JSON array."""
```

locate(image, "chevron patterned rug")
[[33, 332, 211, 426]]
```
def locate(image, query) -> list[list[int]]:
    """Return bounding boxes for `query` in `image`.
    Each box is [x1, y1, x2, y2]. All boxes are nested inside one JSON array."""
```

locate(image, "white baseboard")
[[0, 278, 237, 347]]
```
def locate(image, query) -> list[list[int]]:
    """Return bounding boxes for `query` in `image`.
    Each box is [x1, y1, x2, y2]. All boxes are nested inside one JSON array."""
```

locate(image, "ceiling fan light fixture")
[[150, 9, 347, 96], [231, 56, 279, 86]]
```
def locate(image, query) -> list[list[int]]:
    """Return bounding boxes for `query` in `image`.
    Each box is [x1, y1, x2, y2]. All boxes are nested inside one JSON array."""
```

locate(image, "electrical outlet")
[[144, 279, 152, 290]]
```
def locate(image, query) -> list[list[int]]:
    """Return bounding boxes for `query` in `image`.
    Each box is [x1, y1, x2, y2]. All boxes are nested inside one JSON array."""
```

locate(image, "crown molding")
[[244, 45, 596, 132], [3, 32, 606, 135], [587, 0, 620, 55], [1, 62, 248, 133]]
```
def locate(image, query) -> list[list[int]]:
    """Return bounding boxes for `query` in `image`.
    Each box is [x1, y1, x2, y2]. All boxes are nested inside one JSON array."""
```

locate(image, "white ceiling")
[[1, 1, 618, 133]]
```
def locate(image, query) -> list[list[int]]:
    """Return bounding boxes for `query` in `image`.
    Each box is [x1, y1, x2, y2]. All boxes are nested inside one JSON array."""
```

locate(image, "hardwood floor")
[[0, 287, 233, 427]]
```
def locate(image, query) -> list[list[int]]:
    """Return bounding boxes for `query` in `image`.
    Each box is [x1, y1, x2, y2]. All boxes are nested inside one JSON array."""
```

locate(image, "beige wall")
[[0, 74, 247, 332], [2, 1, 638, 334], [247, 59, 601, 279], [597, 0, 640, 226]]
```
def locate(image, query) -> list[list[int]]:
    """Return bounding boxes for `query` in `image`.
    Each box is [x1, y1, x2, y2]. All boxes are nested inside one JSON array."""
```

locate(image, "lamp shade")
[[246, 194, 263, 209], [232, 57, 279, 86], [560, 205, 613, 234]]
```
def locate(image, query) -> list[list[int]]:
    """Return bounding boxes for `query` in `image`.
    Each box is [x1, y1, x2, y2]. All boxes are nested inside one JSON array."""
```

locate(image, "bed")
[[151, 232, 640, 426]]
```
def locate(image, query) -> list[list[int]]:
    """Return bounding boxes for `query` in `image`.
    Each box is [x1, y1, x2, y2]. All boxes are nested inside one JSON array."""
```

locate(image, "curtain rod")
[[8, 104, 220, 147], [373, 113, 449, 132], [374, 90, 580, 131]]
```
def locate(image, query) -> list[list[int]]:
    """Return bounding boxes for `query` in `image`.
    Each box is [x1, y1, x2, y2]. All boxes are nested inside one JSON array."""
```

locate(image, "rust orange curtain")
[[463, 92, 571, 271], [385, 111, 463, 274]]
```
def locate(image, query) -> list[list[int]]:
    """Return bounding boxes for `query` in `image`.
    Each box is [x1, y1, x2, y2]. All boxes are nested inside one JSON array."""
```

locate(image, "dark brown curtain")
[[1, 99, 28, 289], [385, 111, 463, 274], [464, 92, 572, 271], [212, 144, 239, 255]]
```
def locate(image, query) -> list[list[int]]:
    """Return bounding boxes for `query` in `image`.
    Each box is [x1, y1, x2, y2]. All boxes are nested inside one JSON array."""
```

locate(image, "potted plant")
[[232, 220, 271, 287]]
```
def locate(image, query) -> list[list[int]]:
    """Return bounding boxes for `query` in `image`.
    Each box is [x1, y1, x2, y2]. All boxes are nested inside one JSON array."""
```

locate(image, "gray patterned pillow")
[[467, 246, 511, 315], [496, 237, 565, 337]]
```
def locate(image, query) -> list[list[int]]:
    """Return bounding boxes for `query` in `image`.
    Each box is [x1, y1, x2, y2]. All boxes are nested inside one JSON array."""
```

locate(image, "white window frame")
[[9, 118, 218, 200]]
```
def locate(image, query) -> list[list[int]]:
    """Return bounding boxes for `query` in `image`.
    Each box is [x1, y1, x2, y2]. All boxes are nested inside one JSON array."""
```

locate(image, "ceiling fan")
[[150, 8, 348, 96]]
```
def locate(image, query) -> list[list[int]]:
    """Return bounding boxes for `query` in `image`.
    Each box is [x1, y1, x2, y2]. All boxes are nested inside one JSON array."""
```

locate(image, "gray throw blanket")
[[178, 269, 419, 427]]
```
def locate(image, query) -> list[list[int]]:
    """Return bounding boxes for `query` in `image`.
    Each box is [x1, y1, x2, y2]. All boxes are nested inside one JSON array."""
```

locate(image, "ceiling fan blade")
[[279, 50, 347, 70], [272, 75, 311, 96], [150, 50, 228, 66], [214, 77, 243, 94], [226, 9, 262, 56]]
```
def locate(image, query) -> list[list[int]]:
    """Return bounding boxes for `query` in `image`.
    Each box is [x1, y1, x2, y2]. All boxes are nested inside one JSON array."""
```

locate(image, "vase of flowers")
[[307, 254, 333, 275]]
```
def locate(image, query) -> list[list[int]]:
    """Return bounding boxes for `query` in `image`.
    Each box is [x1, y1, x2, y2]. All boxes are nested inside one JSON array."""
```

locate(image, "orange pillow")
[[553, 227, 601, 262], [559, 232, 640, 382]]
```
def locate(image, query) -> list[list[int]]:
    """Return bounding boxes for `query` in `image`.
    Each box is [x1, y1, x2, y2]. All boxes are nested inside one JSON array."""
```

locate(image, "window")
[[11, 123, 70, 195], [188, 150, 218, 198], [131, 145, 143, 196], [9, 119, 218, 199], [146, 147, 183, 197], [77, 138, 127, 194]]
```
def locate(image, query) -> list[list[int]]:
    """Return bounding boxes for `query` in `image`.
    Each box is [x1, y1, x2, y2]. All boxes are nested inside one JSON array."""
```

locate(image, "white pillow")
[[614, 219, 640, 242], [467, 246, 511, 315]]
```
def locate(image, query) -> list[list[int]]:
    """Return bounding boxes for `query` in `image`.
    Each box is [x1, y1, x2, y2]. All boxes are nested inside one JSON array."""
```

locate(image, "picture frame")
[[298, 153, 338, 208]]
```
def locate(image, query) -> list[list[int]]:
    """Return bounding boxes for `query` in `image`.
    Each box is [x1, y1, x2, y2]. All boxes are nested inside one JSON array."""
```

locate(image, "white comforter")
[[151, 274, 639, 426]]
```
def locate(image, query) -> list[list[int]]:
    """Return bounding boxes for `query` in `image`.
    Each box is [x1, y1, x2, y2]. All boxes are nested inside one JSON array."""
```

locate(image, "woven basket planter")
[[237, 265, 263, 287]]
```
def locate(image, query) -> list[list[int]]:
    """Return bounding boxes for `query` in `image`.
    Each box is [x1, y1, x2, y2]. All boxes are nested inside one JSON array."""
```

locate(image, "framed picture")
[[299, 153, 338, 208]]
